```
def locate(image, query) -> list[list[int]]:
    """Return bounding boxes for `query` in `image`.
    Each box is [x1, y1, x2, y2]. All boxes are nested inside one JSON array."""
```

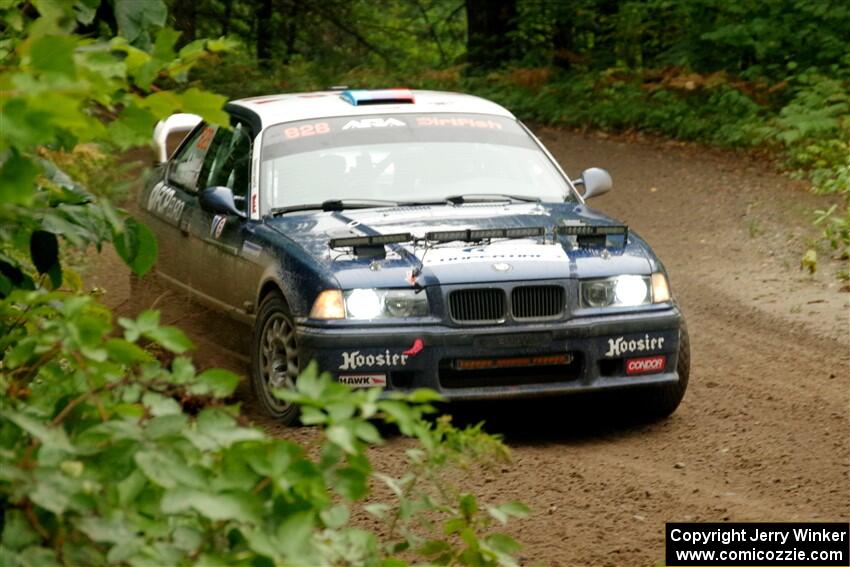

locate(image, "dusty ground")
[[89, 129, 849, 566]]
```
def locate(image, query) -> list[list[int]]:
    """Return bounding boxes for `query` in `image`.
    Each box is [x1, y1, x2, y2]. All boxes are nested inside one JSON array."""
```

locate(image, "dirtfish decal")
[[339, 350, 408, 370], [604, 334, 665, 358]]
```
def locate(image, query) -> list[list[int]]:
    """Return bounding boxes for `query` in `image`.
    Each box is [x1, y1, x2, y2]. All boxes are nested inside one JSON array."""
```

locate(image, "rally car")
[[143, 88, 690, 424]]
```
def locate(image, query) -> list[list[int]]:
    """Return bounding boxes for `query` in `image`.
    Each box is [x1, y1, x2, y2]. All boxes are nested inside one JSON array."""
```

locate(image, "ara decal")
[[342, 117, 406, 130]]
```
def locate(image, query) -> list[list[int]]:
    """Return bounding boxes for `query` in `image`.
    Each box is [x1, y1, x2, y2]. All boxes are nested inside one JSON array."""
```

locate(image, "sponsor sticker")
[[210, 215, 226, 239], [196, 126, 215, 150], [419, 243, 568, 266], [626, 355, 666, 375], [416, 116, 503, 129], [604, 334, 665, 358], [147, 182, 186, 222], [283, 122, 330, 139], [339, 350, 408, 371], [337, 374, 387, 388], [342, 117, 406, 130]]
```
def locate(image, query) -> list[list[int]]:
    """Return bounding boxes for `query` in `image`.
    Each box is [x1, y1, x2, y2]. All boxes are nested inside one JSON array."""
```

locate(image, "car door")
[[186, 121, 260, 315], [142, 123, 216, 287]]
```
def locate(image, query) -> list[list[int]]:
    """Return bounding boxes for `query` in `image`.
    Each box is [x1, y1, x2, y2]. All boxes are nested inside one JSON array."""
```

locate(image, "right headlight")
[[580, 273, 671, 308]]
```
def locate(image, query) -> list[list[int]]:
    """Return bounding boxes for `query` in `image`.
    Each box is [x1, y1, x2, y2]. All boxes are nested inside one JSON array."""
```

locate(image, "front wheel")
[[635, 317, 690, 420], [251, 291, 300, 424]]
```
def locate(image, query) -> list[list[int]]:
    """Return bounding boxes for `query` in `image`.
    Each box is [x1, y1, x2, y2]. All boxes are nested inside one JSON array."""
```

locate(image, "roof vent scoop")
[[340, 88, 415, 106]]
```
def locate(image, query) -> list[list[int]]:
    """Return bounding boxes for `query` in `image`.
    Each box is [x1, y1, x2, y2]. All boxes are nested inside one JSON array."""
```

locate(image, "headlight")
[[346, 289, 383, 319], [383, 289, 429, 318], [310, 288, 429, 320], [345, 289, 429, 319], [580, 273, 670, 308]]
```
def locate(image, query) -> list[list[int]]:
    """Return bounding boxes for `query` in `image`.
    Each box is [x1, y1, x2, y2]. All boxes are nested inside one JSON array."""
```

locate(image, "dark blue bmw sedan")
[[143, 88, 690, 423]]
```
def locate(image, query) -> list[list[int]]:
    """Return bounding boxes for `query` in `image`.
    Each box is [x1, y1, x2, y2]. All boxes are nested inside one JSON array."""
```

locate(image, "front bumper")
[[296, 308, 683, 400]]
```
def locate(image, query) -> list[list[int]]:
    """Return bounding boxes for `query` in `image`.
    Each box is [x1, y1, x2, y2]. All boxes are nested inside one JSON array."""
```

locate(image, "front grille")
[[511, 285, 565, 320], [449, 288, 505, 323]]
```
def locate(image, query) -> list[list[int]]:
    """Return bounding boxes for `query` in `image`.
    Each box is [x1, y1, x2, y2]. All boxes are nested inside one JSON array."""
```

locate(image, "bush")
[[0, 293, 525, 565], [0, 3, 527, 565]]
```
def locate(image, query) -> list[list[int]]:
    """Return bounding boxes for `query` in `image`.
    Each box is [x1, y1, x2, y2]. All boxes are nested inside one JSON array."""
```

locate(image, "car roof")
[[226, 89, 516, 130]]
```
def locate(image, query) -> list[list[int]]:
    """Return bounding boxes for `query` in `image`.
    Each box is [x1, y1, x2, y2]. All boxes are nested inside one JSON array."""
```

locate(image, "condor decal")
[[626, 355, 666, 375], [337, 374, 387, 388]]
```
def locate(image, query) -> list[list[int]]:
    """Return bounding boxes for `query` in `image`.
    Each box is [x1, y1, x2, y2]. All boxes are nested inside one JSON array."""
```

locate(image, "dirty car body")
[[141, 89, 689, 422]]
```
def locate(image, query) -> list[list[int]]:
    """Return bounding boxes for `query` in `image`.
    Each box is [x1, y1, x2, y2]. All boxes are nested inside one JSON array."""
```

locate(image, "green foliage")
[[0, 3, 527, 565], [0, 1, 229, 289], [0, 294, 521, 565]]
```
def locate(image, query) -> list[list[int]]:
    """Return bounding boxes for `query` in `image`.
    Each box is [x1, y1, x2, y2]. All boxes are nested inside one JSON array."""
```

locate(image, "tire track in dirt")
[[94, 127, 849, 566]]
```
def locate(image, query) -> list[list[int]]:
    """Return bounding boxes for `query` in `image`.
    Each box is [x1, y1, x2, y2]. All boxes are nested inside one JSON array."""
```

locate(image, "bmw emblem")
[[492, 262, 512, 272]]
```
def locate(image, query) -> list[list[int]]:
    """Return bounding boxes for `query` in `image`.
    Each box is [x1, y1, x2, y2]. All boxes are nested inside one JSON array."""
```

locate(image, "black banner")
[[666, 523, 849, 566]]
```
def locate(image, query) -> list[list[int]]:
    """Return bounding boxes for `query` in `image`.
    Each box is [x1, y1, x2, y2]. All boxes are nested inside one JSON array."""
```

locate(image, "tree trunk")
[[465, 0, 518, 71], [256, 0, 273, 67], [171, 0, 197, 42], [592, 0, 620, 67], [281, 0, 300, 63], [222, 0, 233, 36], [552, 2, 576, 69]]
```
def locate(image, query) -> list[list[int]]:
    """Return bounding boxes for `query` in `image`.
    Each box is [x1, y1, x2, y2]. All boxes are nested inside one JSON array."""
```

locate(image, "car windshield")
[[259, 113, 574, 213]]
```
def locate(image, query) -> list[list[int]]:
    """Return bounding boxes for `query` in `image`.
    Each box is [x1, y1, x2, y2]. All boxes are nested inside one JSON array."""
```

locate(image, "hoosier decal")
[[605, 334, 665, 358], [339, 350, 408, 370]]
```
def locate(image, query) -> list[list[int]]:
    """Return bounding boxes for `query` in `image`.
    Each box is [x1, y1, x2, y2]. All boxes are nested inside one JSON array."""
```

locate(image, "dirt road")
[[91, 129, 849, 566]]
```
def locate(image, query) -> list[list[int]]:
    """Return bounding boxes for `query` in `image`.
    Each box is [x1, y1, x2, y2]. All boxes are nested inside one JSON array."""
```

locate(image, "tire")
[[251, 291, 300, 424], [635, 316, 690, 420]]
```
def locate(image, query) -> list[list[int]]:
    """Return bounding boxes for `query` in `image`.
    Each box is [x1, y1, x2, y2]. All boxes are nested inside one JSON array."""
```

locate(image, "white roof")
[[229, 89, 515, 128]]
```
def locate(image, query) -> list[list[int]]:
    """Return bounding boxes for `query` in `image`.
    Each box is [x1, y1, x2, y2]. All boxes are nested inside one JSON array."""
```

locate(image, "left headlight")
[[345, 289, 429, 319], [311, 288, 429, 320], [580, 273, 671, 308]]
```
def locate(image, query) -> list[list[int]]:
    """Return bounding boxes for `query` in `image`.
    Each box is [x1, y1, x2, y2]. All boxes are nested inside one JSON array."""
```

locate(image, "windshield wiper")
[[270, 199, 400, 216], [443, 193, 541, 205]]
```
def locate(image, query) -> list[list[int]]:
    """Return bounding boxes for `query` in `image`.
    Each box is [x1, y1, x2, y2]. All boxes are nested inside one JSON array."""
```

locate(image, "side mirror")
[[199, 186, 246, 219], [574, 167, 613, 200], [152, 113, 202, 164]]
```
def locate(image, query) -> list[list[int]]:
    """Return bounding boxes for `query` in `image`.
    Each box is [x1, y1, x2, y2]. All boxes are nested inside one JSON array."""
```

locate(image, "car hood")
[[264, 202, 655, 288]]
